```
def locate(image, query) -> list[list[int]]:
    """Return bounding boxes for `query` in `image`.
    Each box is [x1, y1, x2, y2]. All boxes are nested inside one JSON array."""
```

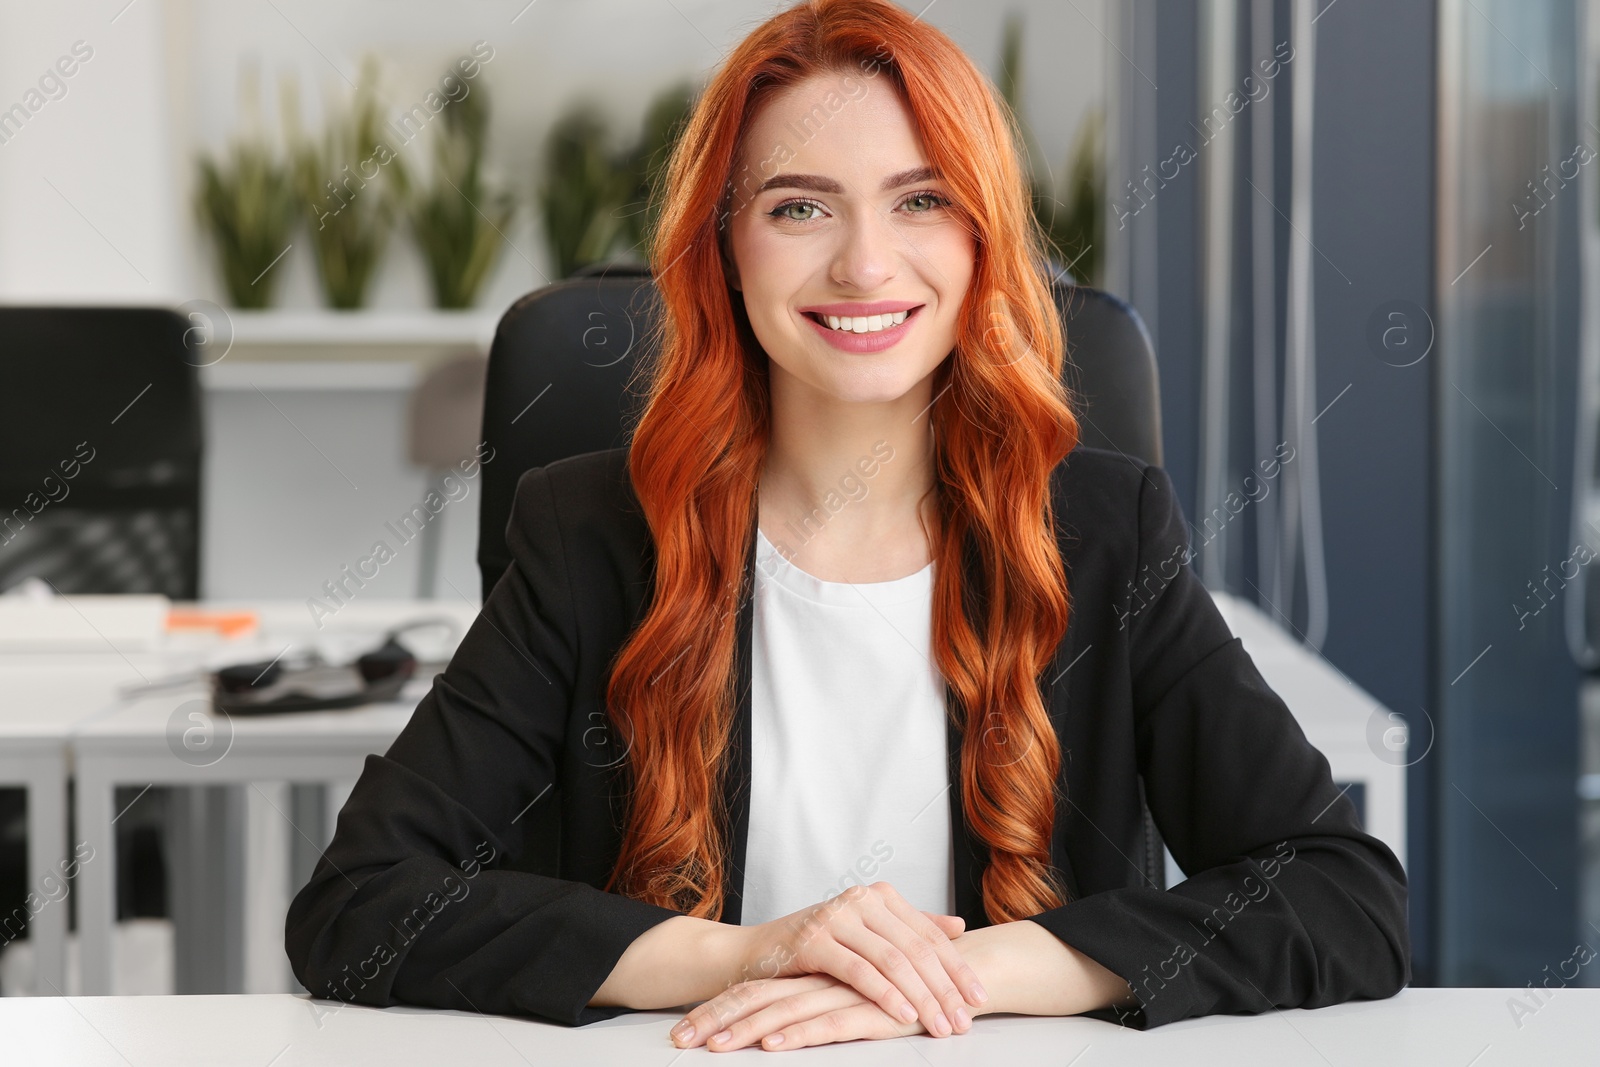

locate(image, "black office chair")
[[475, 271, 1170, 890], [0, 307, 203, 599], [0, 307, 202, 984]]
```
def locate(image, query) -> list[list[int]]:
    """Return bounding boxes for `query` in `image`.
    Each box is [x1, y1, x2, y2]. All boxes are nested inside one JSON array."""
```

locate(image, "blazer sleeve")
[[284, 464, 682, 1025], [1023, 463, 1411, 1029]]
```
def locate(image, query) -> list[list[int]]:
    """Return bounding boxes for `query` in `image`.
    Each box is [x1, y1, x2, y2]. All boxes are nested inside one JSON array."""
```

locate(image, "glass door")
[[1436, 0, 1586, 985]]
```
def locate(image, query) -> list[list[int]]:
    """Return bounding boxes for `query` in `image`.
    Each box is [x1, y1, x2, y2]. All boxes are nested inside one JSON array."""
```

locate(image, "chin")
[[765, 325, 947, 402], [813, 364, 933, 405]]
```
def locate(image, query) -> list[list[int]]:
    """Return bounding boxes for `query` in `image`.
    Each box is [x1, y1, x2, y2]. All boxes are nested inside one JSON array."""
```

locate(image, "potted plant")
[[193, 64, 298, 309], [282, 56, 398, 309], [538, 104, 634, 278], [617, 82, 697, 260], [392, 72, 515, 309]]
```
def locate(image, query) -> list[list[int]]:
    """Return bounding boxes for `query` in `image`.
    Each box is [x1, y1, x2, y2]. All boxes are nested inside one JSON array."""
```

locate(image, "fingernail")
[[970, 982, 989, 1004], [955, 1006, 971, 1028], [899, 1002, 917, 1022], [936, 1012, 951, 1035], [765, 1033, 785, 1047], [671, 1022, 694, 1042], [712, 1030, 732, 1045]]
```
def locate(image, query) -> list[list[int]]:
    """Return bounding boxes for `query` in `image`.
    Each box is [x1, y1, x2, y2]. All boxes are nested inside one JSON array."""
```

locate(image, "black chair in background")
[[0, 307, 203, 599], [0, 306, 203, 985], [476, 271, 1168, 889]]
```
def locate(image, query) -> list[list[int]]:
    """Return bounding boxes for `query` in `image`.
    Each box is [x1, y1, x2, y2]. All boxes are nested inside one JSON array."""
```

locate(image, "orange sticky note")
[[166, 608, 259, 638]]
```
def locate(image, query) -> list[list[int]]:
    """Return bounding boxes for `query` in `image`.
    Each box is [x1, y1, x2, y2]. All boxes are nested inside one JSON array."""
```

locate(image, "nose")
[[829, 206, 899, 292]]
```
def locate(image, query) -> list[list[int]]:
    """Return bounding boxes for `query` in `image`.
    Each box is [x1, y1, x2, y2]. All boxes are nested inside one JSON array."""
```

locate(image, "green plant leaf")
[[538, 105, 632, 278], [406, 73, 516, 308], [193, 140, 299, 309], [285, 55, 399, 309], [618, 82, 697, 258]]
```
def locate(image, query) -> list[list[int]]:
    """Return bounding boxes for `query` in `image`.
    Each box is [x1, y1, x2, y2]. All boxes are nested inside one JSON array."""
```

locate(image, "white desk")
[[72, 681, 431, 997], [0, 654, 178, 998], [0, 599, 479, 997], [0, 987, 1592, 1065], [67, 599, 481, 998]]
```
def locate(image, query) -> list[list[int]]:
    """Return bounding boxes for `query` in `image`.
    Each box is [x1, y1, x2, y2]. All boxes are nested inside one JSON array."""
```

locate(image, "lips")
[[801, 304, 923, 353]]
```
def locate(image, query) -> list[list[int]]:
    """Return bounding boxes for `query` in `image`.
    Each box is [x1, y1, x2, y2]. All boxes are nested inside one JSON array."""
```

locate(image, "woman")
[[285, 0, 1409, 1052]]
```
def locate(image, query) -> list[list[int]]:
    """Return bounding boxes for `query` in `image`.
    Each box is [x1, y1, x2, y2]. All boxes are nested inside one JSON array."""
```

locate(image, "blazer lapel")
[[718, 517, 759, 926], [717, 517, 993, 929], [944, 681, 990, 928]]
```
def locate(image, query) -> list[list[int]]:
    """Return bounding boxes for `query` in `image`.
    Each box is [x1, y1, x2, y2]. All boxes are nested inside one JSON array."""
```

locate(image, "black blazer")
[[285, 444, 1410, 1030]]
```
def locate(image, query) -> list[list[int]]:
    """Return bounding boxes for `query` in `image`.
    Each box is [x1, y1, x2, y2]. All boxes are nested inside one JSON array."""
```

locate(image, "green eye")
[[772, 200, 821, 221], [903, 193, 947, 212]]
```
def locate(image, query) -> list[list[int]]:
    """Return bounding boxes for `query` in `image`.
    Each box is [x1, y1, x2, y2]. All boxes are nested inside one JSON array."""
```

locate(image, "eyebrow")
[[754, 165, 940, 196]]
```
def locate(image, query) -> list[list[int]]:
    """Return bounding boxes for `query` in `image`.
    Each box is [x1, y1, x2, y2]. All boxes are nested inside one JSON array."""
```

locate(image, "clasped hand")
[[669, 880, 987, 1052]]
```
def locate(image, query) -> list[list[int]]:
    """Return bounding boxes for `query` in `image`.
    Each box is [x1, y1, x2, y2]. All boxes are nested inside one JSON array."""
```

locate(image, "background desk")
[[1, 987, 1591, 1065], [73, 680, 435, 997], [0, 655, 171, 998], [0, 599, 478, 998], [68, 599, 480, 998]]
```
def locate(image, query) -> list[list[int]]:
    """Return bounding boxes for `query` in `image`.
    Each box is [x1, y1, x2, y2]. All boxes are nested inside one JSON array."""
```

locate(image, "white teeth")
[[820, 310, 912, 333]]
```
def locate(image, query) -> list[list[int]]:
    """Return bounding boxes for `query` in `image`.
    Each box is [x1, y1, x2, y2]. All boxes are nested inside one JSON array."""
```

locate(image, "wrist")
[[725, 917, 803, 986], [947, 925, 1012, 1017], [952, 920, 1136, 1018], [705, 916, 759, 992], [592, 914, 751, 1009]]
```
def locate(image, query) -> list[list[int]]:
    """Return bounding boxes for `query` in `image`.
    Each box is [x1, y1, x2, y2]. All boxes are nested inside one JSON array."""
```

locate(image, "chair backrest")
[[0, 307, 203, 598], [478, 274, 1162, 597]]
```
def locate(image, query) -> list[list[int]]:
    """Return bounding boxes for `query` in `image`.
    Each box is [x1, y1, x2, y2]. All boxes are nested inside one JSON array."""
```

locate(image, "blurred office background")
[[0, 0, 1593, 998]]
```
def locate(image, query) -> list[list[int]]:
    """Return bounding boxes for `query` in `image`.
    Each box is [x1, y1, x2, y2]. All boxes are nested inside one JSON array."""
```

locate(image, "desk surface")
[[0, 599, 479, 742], [0, 656, 167, 739], [1, 988, 1592, 1065]]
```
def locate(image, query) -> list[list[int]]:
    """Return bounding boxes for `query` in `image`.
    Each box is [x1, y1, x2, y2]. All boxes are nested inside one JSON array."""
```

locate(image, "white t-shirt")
[[739, 525, 956, 927]]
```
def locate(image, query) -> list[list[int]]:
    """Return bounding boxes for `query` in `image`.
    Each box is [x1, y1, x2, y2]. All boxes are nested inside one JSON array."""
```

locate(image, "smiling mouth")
[[802, 306, 923, 334]]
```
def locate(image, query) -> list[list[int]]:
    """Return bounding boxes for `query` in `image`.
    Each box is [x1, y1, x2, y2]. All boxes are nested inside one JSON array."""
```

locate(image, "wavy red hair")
[[602, 0, 1079, 925]]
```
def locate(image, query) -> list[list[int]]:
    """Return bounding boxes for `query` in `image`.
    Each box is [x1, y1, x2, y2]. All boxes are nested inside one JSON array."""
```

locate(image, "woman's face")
[[725, 70, 975, 407]]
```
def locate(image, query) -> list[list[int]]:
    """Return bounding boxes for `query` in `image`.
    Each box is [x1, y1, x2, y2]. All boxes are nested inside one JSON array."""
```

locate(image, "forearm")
[[956, 919, 1138, 1018], [589, 914, 748, 1010]]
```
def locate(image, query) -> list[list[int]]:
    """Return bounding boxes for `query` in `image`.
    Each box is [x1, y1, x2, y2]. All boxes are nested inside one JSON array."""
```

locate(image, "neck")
[[758, 365, 938, 566]]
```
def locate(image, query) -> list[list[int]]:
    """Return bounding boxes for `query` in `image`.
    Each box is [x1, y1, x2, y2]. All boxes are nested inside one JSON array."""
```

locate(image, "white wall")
[[0, 0, 187, 301], [198, 364, 484, 605]]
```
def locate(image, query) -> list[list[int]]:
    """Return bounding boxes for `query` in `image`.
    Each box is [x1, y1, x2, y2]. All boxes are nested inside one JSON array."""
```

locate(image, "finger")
[[923, 911, 966, 938], [671, 975, 834, 1048], [890, 897, 988, 1009], [832, 920, 956, 1038], [803, 936, 924, 1030], [867, 896, 981, 1031], [703, 982, 865, 1051], [768, 1002, 919, 1051]]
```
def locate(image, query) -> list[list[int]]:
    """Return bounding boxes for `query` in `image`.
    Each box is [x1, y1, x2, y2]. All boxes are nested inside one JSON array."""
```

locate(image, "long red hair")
[[602, 0, 1079, 924]]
